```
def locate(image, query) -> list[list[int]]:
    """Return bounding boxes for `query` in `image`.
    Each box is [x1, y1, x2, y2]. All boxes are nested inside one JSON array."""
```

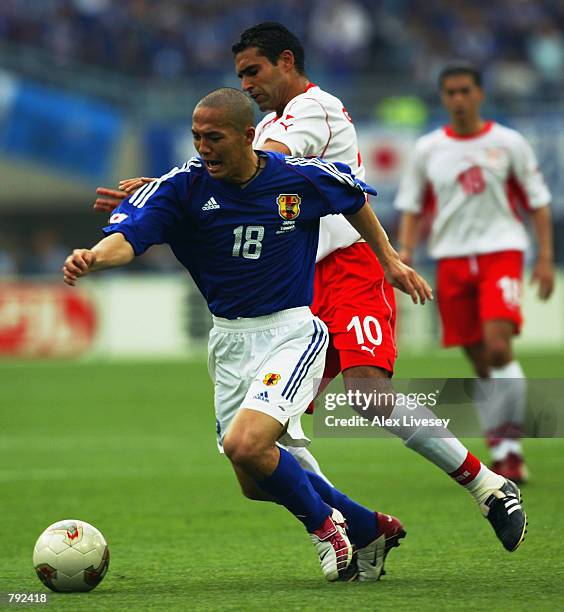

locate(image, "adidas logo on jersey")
[[202, 197, 220, 211], [253, 391, 269, 403]]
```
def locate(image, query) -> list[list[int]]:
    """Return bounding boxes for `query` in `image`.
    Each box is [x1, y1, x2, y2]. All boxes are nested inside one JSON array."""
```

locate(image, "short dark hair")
[[438, 62, 482, 88], [195, 87, 255, 131], [232, 22, 306, 75]]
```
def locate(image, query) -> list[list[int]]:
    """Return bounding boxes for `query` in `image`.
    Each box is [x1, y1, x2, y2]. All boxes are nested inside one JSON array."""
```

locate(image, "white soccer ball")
[[33, 519, 110, 592]]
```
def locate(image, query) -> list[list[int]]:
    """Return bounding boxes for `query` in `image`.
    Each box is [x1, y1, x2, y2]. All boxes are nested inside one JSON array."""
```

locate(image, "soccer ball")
[[33, 519, 110, 592]]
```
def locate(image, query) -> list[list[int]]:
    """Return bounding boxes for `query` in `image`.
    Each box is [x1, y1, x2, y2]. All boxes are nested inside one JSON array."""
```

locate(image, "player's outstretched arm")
[[93, 178, 156, 213], [63, 233, 135, 286], [530, 205, 555, 300], [397, 212, 422, 265], [346, 203, 433, 305]]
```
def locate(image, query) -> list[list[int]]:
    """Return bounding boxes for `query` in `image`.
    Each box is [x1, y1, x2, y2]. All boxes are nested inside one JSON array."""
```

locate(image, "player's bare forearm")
[[531, 205, 553, 262], [346, 203, 433, 304], [63, 233, 135, 286], [91, 233, 135, 269], [398, 212, 422, 265], [346, 202, 396, 263], [530, 205, 555, 299]]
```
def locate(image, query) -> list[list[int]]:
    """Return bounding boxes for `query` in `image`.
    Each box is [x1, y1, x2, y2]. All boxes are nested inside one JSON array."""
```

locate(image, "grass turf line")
[[1, 351, 563, 610]]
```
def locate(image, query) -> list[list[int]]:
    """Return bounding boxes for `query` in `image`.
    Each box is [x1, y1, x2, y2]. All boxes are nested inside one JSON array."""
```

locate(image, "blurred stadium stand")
[[1, 0, 563, 109], [0, 0, 562, 357]]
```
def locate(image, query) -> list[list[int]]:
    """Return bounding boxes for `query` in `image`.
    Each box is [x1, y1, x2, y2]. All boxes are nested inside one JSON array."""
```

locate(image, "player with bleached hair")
[[66, 87, 432, 582], [396, 62, 554, 484]]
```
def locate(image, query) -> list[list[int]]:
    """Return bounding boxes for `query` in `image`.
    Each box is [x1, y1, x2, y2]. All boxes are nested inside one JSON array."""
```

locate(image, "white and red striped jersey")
[[394, 121, 551, 259], [253, 84, 366, 262]]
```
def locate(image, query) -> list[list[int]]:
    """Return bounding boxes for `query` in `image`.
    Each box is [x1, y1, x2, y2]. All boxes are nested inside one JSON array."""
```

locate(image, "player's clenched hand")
[[383, 255, 433, 305], [531, 257, 555, 300], [94, 187, 128, 214], [118, 177, 156, 193], [63, 249, 96, 286]]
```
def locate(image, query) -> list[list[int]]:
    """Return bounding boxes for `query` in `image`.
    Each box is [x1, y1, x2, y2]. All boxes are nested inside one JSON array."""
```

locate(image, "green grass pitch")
[[1, 350, 563, 611]]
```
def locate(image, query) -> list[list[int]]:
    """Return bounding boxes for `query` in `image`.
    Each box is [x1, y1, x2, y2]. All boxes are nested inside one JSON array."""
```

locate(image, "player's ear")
[[244, 126, 256, 145], [278, 50, 295, 73]]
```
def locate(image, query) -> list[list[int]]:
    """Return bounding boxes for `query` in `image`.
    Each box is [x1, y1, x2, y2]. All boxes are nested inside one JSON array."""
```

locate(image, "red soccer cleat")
[[310, 508, 353, 581], [350, 513, 406, 582]]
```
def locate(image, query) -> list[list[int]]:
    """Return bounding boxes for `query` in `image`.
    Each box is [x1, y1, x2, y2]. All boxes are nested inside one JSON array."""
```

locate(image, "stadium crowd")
[[1, 0, 563, 93], [1, 1, 563, 276]]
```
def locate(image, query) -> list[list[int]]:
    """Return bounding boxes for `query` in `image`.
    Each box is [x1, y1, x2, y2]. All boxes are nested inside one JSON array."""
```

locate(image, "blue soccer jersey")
[[103, 151, 377, 319]]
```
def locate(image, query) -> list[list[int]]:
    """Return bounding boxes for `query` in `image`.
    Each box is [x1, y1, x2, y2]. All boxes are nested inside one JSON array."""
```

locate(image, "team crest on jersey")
[[277, 194, 301, 220], [263, 373, 281, 386]]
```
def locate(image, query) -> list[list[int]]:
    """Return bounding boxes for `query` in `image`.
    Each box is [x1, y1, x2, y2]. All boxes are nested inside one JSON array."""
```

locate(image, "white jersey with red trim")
[[395, 121, 551, 259], [253, 84, 366, 262]]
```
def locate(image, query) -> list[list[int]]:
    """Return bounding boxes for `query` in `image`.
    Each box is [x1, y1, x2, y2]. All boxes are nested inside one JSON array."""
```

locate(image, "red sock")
[[449, 452, 481, 486]]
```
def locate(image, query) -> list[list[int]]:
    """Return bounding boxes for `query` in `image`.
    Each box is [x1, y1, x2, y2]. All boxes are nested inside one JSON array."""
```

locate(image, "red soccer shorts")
[[311, 241, 397, 379], [437, 250, 524, 347]]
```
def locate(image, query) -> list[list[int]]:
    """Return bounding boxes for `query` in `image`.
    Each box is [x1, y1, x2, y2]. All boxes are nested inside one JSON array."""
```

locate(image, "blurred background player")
[[396, 62, 554, 484], [67, 87, 432, 581], [99, 24, 529, 553]]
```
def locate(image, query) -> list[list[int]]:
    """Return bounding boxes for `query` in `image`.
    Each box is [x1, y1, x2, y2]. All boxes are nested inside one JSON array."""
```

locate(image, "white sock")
[[476, 361, 526, 461], [464, 464, 506, 505], [474, 377, 501, 435], [385, 400, 468, 472], [490, 439, 523, 462], [490, 360, 527, 433]]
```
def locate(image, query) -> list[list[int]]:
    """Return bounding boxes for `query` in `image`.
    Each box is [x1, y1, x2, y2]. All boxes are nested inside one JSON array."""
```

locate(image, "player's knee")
[[486, 338, 512, 368], [344, 366, 394, 417], [222, 430, 263, 469], [222, 432, 242, 463], [222, 431, 238, 460], [471, 360, 490, 378]]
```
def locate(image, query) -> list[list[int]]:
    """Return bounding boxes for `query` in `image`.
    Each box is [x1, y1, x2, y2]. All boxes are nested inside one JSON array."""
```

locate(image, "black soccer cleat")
[[481, 480, 527, 552]]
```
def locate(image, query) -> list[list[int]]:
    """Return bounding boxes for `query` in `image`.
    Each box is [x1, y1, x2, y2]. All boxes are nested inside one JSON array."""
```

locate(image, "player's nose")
[[198, 140, 212, 155]]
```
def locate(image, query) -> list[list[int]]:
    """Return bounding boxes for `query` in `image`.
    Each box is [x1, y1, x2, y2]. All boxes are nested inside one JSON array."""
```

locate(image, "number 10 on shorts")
[[346, 315, 382, 346]]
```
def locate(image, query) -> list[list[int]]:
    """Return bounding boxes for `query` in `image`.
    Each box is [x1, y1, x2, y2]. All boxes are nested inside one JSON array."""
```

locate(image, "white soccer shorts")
[[208, 306, 329, 452]]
